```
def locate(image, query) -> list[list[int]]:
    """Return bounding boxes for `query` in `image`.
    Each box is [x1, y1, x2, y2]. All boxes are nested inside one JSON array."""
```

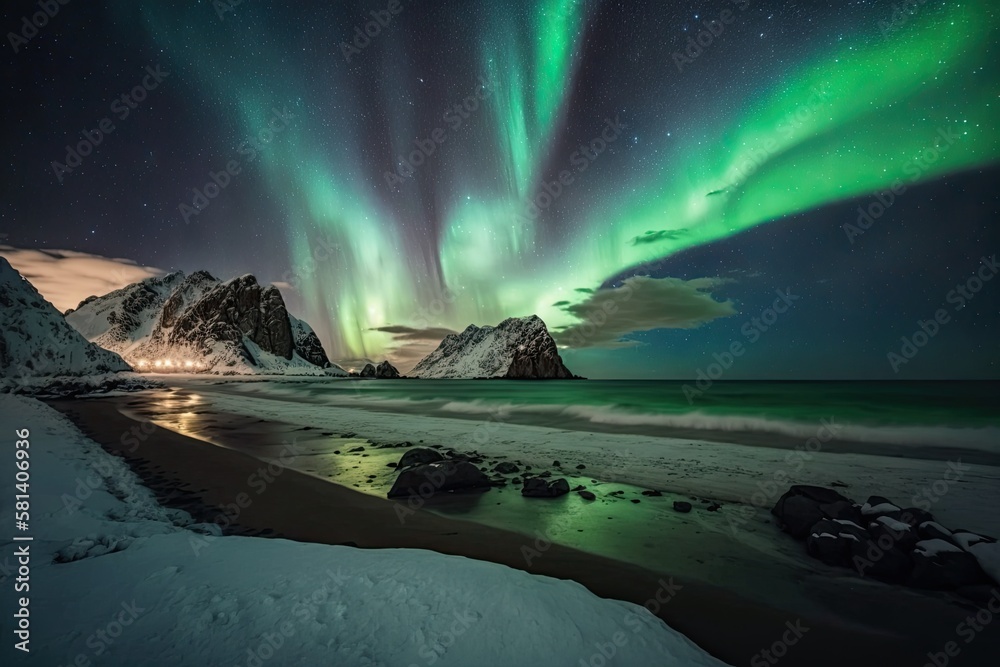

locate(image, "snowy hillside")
[[412, 315, 575, 379], [0, 394, 729, 666], [65, 270, 345, 376], [0, 257, 130, 382]]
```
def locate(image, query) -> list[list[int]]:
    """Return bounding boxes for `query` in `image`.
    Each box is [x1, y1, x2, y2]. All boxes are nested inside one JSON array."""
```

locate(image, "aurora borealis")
[[4, 0, 999, 377]]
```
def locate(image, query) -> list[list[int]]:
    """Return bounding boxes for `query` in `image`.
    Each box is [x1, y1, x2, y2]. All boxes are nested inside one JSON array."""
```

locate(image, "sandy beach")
[[45, 380, 1000, 666]]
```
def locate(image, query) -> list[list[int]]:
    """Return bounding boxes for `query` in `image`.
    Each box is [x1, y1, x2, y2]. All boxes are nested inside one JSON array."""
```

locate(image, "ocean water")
[[247, 380, 1000, 451]]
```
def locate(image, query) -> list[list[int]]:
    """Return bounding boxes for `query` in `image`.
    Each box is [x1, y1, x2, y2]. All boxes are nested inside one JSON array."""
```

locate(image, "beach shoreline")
[[45, 386, 1000, 666]]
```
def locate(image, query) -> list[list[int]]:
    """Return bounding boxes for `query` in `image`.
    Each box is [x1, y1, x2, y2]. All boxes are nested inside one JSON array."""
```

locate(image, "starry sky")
[[2, 0, 999, 378]]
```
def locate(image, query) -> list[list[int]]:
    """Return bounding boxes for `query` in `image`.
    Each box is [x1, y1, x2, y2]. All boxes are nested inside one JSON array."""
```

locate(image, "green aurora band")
[[128, 0, 999, 359]]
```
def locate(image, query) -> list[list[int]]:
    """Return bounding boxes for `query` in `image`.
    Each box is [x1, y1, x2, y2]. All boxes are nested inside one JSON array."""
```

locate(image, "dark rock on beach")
[[522, 477, 570, 498], [397, 447, 445, 469], [387, 460, 491, 499]]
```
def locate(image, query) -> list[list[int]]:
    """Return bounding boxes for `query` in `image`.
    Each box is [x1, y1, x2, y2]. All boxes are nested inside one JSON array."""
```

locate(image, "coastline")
[[47, 389, 1000, 666]]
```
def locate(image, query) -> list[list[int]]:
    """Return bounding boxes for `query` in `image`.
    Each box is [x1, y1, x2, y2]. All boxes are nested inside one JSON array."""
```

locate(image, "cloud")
[[553, 275, 737, 349], [630, 229, 688, 246], [370, 325, 458, 341], [0, 246, 166, 313], [369, 325, 459, 373]]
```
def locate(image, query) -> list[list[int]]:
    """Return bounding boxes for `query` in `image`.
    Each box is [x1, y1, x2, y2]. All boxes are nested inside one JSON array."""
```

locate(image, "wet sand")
[[48, 393, 1000, 666]]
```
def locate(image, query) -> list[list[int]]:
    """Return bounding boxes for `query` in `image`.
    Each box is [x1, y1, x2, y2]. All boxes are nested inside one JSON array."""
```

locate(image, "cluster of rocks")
[[382, 449, 713, 509], [772, 485, 997, 600]]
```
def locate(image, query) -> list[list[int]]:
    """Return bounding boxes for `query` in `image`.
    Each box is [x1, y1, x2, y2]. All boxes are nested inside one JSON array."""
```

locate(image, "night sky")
[[3, 0, 998, 378]]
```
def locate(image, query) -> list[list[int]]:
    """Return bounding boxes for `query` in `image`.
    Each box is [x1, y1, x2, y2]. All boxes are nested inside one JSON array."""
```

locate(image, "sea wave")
[[432, 400, 1000, 451], [222, 384, 1000, 452]]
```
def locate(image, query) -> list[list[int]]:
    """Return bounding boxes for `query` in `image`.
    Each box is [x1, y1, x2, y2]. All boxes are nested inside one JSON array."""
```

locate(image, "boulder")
[[910, 539, 991, 589], [918, 521, 954, 543], [641, 490, 663, 497], [493, 462, 520, 474], [397, 447, 445, 469], [819, 500, 863, 524], [521, 477, 570, 498], [898, 507, 934, 529], [950, 530, 998, 550], [860, 495, 901, 518], [578, 490, 596, 501], [673, 501, 692, 513], [868, 515, 918, 553], [773, 492, 831, 538], [375, 360, 401, 378], [806, 519, 869, 567], [772, 486, 851, 538], [387, 460, 491, 498]]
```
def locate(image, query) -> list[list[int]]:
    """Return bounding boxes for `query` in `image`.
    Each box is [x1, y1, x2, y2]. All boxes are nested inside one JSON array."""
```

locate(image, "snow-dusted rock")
[[397, 447, 445, 469], [806, 519, 868, 566], [770, 485, 849, 538], [910, 539, 990, 589], [387, 460, 491, 498], [411, 315, 575, 379], [0, 257, 130, 384], [521, 477, 571, 498], [860, 496, 902, 517], [375, 360, 401, 378]]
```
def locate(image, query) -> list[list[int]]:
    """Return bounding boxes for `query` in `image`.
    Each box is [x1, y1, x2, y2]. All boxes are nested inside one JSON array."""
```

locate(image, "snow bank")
[[0, 395, 728, 666]]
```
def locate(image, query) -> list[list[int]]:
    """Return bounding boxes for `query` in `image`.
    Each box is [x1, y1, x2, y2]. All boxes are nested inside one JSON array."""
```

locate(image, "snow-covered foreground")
[[0, 395, 729, 666]]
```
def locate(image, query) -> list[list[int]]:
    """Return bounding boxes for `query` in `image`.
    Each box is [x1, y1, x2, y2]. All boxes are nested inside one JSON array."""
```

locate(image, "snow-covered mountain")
[[65, 271, 345, 375], [0, 257, 131, 379], [411, 315, 576, 379]]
